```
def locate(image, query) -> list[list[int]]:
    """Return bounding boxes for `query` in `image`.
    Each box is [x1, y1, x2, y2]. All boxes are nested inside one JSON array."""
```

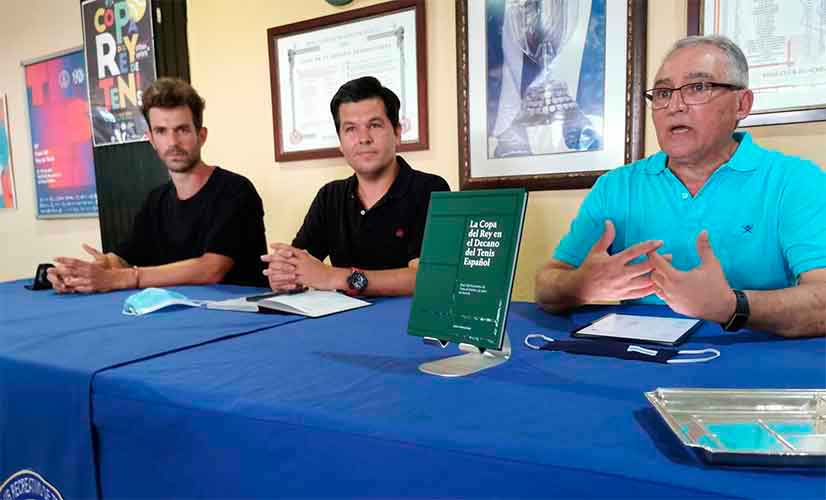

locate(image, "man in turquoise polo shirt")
[[535, 35, 826, 338]]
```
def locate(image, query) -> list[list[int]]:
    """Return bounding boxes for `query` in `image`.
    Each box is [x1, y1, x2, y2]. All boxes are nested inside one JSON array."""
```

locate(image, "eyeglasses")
[[644, 81, 743, 109]]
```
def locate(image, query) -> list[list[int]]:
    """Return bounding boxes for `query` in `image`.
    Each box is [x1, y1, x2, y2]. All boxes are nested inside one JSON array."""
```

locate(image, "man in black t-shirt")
[[263, 77, 449, 296], [48, 78, 267, 292]]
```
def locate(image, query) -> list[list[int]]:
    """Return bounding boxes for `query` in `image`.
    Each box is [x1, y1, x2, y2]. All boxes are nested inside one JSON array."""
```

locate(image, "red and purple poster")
[[0, 95, 16, 209], [24, 49, 98, 218], [82, 0, 156, 147]]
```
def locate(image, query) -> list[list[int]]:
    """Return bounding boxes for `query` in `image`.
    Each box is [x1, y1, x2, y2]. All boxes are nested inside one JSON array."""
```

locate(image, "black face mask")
[[524, 335, 719, 364]]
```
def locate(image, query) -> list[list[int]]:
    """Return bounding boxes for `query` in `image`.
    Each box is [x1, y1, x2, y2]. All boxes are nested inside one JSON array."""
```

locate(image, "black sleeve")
[[407, 175, 451, 261], [201, 178, 265, 261], [291, 187, 330, 262], [115, 195, 156, 266]]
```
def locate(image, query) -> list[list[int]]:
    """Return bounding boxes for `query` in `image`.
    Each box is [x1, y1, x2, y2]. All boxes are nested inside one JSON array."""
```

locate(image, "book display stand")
[[418, 333, 511, 377]]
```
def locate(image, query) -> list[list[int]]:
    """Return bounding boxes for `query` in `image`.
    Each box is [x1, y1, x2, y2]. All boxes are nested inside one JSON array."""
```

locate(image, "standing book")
[[408, 188, 527, 350]]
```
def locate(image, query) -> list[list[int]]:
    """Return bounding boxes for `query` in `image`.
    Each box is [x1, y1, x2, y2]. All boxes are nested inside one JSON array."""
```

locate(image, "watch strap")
[[722, 289, 749, 332], [344, 268, 367, 296]]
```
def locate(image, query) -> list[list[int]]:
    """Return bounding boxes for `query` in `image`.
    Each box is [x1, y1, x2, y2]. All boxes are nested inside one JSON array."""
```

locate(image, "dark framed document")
[[687, 0, 826, 127], [267, 0, 428, 162]]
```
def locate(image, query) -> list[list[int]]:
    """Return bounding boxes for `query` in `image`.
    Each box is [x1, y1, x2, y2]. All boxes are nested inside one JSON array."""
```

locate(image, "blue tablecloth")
[[0, 280, 307, 500], [91, 298, 826, 499]]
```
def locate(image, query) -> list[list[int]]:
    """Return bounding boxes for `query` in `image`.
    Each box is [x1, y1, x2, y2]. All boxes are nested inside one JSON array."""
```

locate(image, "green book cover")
[[408, 188, 528, 350]]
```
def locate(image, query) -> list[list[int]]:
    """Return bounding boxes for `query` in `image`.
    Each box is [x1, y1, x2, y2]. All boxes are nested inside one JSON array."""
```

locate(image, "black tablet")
[[572, 313, 703, 346]]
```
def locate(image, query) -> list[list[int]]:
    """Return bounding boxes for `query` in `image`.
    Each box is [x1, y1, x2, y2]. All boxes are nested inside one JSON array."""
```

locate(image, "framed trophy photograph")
[[456, 0, 647, 190]]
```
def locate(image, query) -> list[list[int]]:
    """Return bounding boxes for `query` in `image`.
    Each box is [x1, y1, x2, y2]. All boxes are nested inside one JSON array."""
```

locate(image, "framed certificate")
[[456, 0, 648, 191], [688, 0, 826, 127], [267, 0, 428, 162]]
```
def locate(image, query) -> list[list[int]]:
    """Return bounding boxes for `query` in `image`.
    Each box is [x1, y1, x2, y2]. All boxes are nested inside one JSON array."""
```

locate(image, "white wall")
[[0, 0, 101, 281]]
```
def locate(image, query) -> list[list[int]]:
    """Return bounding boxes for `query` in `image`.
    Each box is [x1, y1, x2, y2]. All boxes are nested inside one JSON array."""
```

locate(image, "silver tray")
[[645, 388, 826, 467]]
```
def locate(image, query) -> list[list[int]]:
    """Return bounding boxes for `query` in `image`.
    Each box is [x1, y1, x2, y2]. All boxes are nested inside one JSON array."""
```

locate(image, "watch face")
[[348, 271, 368, 291]]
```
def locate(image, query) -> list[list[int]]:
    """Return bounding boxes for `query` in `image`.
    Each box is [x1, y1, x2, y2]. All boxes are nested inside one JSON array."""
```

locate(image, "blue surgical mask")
[[122, 288, 203, 316]]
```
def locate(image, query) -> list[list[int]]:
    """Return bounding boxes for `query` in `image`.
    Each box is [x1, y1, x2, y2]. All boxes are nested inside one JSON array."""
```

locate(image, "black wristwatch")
[[345, 268, 368, 296], [722, 289, 749, 332]]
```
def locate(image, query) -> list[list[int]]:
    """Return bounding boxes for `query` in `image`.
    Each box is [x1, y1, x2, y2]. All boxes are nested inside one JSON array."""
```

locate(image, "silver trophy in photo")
[[506, 0, 594, 152]]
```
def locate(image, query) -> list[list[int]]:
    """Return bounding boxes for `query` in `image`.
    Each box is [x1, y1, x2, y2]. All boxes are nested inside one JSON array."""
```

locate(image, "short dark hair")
[[141, 77, 206, 130], [329, 76, 400, 134]]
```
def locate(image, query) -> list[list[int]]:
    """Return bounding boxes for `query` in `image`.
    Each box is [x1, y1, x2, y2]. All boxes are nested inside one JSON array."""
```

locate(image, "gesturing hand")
[[575, 220, 663, 303], [648, 230, 735, 322]]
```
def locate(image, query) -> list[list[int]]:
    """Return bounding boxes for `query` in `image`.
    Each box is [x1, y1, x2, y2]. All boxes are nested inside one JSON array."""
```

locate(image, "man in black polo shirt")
[[263, 76, 449, 296]]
